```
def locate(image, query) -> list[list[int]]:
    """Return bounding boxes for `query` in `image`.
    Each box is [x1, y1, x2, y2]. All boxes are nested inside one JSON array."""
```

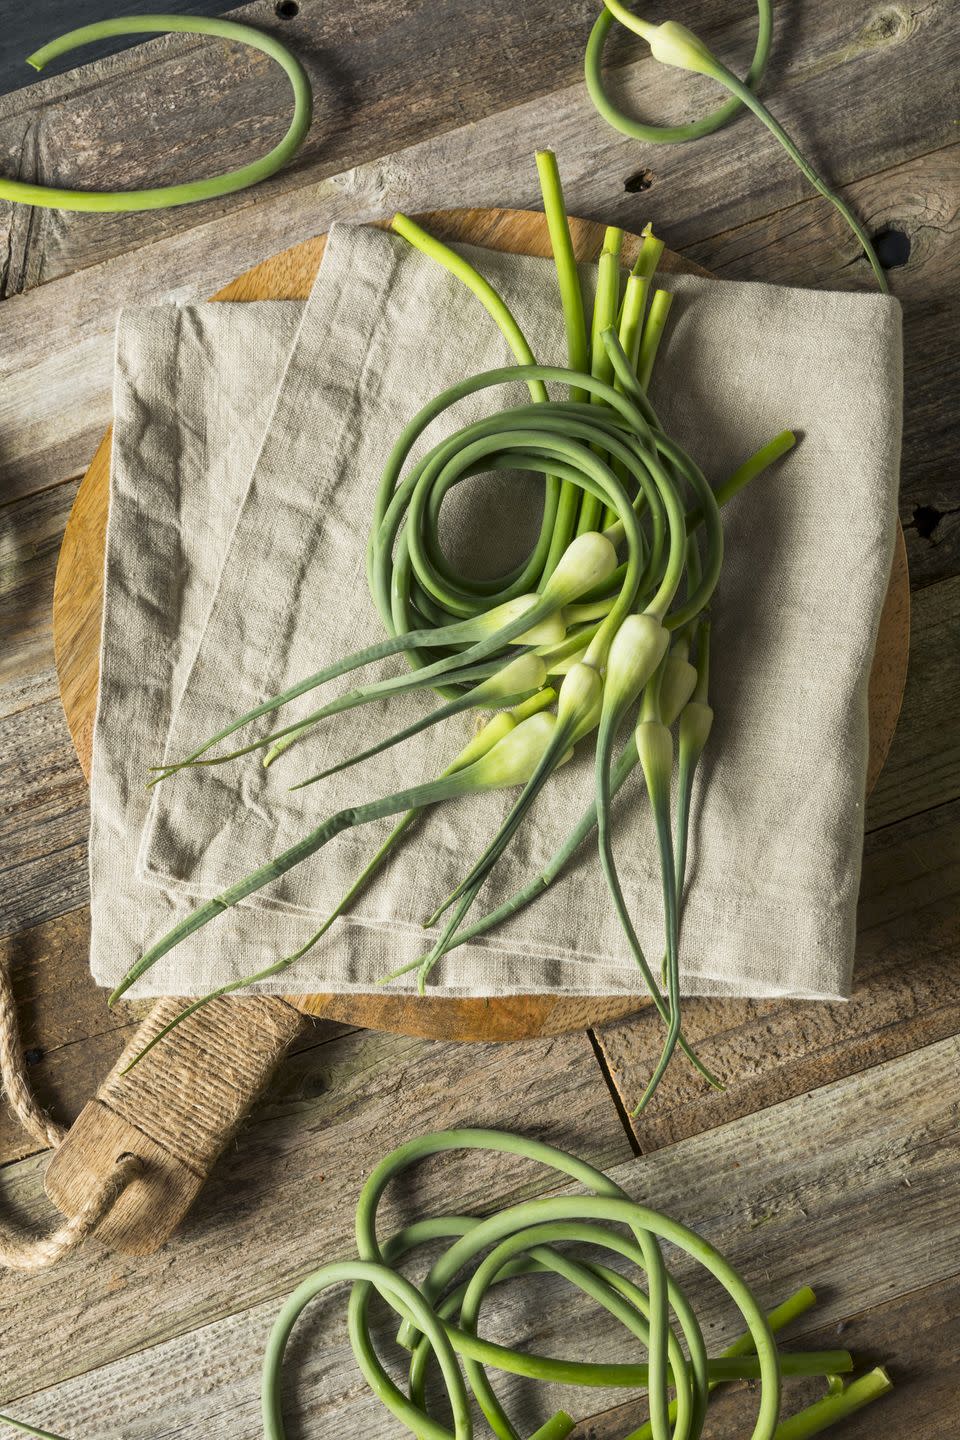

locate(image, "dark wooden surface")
[[0, 0, 958, 1432], [0, 0, 239, 96]]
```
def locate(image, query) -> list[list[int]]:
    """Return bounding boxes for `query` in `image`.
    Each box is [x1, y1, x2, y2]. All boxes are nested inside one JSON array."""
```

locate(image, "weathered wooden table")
[[1, 2, 957, 1434]]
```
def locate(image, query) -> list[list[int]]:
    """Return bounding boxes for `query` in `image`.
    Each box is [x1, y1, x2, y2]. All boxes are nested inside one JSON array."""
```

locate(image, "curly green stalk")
[[598, 5, 889, 292], [2, 16, 311, 212], [676, 619, 714, 901], [399, 438, 648, 955], [601, 266, 659, 530], [634, 662, 682, 1112], [579, 226, 625, 533], [586, 0, 773, 145], [392, 210, 581, 588]]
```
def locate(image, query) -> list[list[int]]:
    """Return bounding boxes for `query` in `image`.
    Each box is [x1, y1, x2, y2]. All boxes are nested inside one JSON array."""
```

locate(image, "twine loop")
[[0, 953, 140, 1270]]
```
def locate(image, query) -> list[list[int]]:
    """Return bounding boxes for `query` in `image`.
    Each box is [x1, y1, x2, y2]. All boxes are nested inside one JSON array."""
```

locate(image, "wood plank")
[[0, 675, 88, 936], [1, 0, 955, 504], [689, 145, 960, 591], [595, 795, 960, 1148], [0, 1023, 631, 1400], [6, 0, 949, 294], [574, 1273, 960, 1440], [0, 476, 78, 688], [1, 1036, 955, 1424], [866, 574, 960, 829]]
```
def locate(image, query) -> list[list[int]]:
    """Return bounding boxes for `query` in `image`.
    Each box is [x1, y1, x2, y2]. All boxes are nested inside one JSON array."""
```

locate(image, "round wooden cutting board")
[[53, 207, 910, 1043]]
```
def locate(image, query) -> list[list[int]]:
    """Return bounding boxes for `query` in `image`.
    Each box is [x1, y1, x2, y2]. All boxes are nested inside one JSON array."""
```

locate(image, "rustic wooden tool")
[[47, 207, 910, 1255]]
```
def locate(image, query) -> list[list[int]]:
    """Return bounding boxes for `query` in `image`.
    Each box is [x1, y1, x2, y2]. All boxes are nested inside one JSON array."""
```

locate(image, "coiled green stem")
[[585, 0, 773, 143], [586, 3, 889, 292], [0, 1134, 892, 1440], [261, 1129, 889, 1440], [1, 15, 312, 212]]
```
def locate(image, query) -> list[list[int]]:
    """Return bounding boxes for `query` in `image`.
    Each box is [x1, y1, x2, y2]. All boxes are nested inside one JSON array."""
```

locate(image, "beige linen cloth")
[[89, 224, 902, 1000]]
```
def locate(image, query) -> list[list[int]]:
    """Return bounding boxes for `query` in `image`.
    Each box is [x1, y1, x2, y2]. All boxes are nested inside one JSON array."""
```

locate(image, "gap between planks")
[[0, 1033, 955, 1425], [1, 0, 946, 297], [0, 1023, 633, 1401], [570, 1270, 960, 1440]]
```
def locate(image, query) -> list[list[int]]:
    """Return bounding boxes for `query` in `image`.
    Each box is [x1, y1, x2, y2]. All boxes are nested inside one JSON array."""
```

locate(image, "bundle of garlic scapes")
[[114, 153, 797, 1109], [0, 1129, 894, 1440]]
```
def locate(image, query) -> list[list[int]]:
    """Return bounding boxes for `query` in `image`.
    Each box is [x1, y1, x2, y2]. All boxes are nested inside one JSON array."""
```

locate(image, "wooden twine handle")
[[0, 953, 141, 1270], [43, 993, 308, 1256], [1, 952, 307, 1262]]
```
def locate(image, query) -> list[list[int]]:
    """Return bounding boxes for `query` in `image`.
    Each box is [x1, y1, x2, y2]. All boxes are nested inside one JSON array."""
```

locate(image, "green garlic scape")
[[118, 153, 798, 1107], [0, 15, 312, 212], [588, 2, 890, 292], [0, 1129, 894, 1440]]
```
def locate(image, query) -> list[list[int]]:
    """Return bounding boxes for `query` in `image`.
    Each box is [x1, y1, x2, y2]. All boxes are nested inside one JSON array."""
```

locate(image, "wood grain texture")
[[0, 1022, 631, 1402], [596, 793, 960, 1146], [865, 573, 960, 830], [2, 1035, 956, 1425], [1, 0, 954, 508], [575, 1273, 960, 1440], [0, 672, 89, 936]]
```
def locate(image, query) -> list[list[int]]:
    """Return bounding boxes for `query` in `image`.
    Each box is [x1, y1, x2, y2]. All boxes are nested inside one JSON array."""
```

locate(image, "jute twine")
[[0, 954, 139, 1270]]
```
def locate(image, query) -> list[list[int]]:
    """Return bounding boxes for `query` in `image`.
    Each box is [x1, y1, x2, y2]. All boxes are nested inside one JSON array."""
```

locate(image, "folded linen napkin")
[[89, 224, 902, 999]]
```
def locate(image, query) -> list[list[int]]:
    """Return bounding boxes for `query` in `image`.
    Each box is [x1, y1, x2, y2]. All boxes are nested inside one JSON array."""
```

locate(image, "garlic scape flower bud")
[[635, 717, 674, 816], [678, 701, 714, 762], [468, 712, 564, 790], [660, 646, 699, 727], [557, 660, 605, 745], [542, 532, 620, 606], [602, 613, 671, 717]]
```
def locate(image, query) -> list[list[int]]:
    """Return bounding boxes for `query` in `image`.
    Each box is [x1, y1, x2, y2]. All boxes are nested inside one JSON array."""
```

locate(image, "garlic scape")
[[117, 155, 798, 1110]]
